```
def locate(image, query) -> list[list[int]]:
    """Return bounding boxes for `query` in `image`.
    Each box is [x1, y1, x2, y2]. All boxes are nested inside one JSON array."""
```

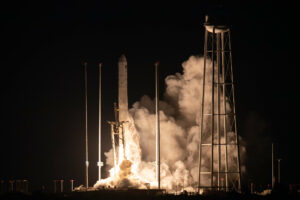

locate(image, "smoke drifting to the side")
[[94, 55, 246, 191]]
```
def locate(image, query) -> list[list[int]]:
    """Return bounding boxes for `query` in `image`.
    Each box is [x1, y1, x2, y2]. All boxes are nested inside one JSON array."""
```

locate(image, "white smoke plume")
[[94, 55, 246, 192]]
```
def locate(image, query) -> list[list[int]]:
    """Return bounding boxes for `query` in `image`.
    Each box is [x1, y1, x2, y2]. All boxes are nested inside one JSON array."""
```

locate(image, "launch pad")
[[81, 16, 241, 193]]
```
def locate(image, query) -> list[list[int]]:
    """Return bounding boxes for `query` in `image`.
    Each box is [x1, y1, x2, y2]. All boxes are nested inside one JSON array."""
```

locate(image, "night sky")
[[1, 1, 299, 191]]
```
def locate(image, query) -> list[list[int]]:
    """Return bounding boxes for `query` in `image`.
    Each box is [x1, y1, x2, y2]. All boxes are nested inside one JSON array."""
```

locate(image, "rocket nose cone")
[[119, 54, 127, 64]]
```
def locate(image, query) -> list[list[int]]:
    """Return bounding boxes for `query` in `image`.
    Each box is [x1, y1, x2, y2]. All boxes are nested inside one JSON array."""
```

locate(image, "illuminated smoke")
[[94, 55, 246, 192]]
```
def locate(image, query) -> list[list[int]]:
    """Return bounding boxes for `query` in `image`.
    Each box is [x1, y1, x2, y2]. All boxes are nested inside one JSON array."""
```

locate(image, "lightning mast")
[[272, 143, 275, 189], [98, 63, 104, 180], [83, 62, 89, 189]]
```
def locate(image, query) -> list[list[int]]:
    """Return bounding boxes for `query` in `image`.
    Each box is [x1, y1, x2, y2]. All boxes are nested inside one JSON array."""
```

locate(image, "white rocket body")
[[118, 55, 128, 162], [118, 55, 128, 122]]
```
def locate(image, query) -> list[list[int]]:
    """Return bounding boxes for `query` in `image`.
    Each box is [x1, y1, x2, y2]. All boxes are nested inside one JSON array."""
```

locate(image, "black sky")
[[0, 1, 299, 191]]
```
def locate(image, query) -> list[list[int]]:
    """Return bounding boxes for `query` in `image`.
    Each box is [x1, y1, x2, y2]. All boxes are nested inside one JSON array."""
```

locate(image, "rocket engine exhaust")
[[92, 26, 246, 191]]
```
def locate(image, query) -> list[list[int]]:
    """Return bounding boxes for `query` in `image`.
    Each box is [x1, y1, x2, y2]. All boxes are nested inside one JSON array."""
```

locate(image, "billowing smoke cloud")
[[94, 55, 246, 192]]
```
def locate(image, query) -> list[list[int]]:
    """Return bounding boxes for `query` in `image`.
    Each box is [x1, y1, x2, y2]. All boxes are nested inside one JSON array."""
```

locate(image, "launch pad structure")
[[197, 16, 241, 192], [108, 103, 127, 169], [81, 16, 241, 193]]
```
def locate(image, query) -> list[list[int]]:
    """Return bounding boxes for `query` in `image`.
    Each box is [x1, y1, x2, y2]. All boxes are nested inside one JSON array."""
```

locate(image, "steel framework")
[[198, 16, 241, 192], [108, 103, 127, 171]]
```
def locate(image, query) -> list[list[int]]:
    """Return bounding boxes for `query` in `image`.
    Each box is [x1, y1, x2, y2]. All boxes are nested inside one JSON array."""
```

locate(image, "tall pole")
[[83, 62, 89, 189], [277, 159, 282, 184], [272, 143, 274, 189], [155, 61, 160, 189], [98, 63, 103, 180]]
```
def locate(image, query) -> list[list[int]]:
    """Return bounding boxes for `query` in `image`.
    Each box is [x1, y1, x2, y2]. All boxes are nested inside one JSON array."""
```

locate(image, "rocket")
[[118, 54, 128, 122], [118, 54, 128, 162], [108, 55, 129, 168]]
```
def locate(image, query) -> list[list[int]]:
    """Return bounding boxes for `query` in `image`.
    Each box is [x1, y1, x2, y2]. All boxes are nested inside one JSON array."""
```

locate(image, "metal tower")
[[198, 16, 241, 192]]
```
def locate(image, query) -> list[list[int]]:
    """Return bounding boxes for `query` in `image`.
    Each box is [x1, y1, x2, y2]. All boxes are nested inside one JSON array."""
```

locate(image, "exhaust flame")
[[94, 56, 246, 192]]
